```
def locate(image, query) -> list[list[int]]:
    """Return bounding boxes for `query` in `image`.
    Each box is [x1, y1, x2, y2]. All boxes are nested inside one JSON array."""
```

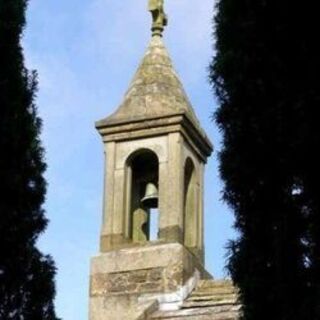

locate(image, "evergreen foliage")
[[210, 1, 320, 319], [0, 0, 60, 318]]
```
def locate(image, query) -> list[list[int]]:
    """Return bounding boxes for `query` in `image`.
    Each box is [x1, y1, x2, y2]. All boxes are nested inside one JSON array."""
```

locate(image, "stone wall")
[[89, 243, 209, 320], [91, 267, 164, 296]]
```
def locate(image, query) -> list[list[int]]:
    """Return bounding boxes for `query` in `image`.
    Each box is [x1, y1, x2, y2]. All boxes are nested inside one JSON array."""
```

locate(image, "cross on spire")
[[148, 0, 168, 36]]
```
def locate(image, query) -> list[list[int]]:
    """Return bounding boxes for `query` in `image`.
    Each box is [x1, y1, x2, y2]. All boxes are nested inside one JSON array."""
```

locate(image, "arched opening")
[[184, 158, 198, 250], [126, 150, 159, 243]]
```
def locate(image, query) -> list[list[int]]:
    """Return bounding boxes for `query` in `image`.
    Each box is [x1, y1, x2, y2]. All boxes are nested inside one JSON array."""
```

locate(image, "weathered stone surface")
[[90, 267, 164, 295], [130, 269, 149, 283], [158, 225, 183, 244], [90, 243, 202, 296], [149, 280, 241, 320], [90, 295, 158, 320], [151, 309, 240, 320], [96, 36, 200, 131], [89, 243, 211, 318]]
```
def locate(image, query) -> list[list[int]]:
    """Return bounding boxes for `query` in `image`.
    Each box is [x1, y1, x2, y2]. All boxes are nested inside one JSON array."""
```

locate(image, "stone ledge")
[[96, 113, 213, 160]]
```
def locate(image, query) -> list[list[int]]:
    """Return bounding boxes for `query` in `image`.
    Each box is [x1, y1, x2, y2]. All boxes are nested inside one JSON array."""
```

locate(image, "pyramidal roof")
[[96, 35, 202, 130]]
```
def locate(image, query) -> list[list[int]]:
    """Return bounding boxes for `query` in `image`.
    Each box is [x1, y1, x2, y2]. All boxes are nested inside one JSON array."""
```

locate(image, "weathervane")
[[148, 0, 168, 37]]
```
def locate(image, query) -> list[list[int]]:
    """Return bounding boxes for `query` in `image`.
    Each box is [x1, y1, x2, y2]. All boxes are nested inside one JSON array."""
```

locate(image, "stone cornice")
[[96, 113, 213, 161]]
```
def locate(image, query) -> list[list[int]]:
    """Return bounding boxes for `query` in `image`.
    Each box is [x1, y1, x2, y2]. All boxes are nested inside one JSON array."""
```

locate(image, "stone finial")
[[148, 0, 168, 37]]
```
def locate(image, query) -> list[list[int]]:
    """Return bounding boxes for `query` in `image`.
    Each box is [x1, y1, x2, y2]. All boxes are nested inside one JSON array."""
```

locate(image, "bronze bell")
[[141, 183, 159, 208]]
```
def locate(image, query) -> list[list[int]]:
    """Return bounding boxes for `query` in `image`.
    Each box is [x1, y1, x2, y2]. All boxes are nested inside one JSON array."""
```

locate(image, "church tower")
[[89, 2, 240, 319]]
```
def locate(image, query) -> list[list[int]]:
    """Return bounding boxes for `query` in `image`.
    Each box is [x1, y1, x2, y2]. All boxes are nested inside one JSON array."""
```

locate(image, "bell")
[[141, 183, 159, 208]]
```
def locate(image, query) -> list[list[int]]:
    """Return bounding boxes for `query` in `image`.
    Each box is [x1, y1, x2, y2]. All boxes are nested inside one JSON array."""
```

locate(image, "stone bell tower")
[[89, 2, 241, 320]]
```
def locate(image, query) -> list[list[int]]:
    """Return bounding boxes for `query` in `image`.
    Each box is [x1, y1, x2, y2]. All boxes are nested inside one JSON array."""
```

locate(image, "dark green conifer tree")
[[0, 0, 60, 318], [210, 1, 320, 319]]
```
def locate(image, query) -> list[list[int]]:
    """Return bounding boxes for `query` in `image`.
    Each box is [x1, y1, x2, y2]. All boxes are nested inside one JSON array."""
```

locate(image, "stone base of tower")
[[89, 242, 212, 320]]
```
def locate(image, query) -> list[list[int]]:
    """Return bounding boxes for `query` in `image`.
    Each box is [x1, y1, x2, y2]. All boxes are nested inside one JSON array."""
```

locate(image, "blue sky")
[[24, 0, 236, 319]]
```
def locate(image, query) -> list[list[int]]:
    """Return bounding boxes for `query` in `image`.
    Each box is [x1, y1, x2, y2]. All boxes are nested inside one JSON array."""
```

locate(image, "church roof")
[[96, 35, 202, 131], [150, 280, 241, 319]]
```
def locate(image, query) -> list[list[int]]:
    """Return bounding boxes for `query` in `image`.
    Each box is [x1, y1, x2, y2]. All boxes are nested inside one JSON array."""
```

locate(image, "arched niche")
[[125, 149, 159, 243], [184, 157, 198, 251]]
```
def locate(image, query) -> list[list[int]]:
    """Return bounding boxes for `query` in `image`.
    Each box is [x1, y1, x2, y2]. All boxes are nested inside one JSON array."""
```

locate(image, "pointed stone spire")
[[96, 4, 212, 157], [97, 36, 202, 132]]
